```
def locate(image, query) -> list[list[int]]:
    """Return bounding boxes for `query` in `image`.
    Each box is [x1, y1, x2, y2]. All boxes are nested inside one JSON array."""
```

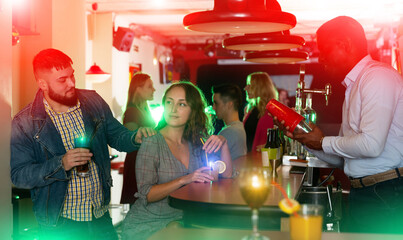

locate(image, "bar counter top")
[[170, 152, 304, 205], [149, 227, 403, 240], [168, 152, 305, 229]]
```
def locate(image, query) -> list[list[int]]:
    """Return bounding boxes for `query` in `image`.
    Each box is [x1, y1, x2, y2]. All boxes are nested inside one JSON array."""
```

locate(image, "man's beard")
[[48, 87, 78, 107]]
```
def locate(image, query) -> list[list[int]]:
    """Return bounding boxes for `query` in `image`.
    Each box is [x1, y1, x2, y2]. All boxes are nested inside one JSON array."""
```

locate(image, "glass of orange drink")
[[290, 204, 323, 240]]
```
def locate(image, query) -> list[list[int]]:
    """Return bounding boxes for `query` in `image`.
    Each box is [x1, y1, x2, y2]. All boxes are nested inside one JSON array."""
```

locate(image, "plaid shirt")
[[44, 99, 107, 221]]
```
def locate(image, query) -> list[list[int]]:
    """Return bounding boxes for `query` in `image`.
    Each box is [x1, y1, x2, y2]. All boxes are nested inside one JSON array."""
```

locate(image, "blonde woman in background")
[[121, 72, 156, 205], [243, 72, 278, 152]]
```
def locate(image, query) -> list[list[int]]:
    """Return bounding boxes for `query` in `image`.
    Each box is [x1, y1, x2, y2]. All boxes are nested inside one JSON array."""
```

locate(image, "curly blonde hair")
[[246, 72, 278, 118]]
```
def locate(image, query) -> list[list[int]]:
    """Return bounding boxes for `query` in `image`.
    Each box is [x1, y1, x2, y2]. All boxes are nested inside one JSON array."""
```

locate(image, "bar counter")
[[168, 152, 304, 229], [149, 227, 403, 240]]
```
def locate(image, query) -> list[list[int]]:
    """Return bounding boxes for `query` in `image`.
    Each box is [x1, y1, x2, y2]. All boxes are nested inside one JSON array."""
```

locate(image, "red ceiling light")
[[244, 50, 309, 64], [183, 0, 296, 34], [86, 63, 109, 75], [222, 31, 305, 51], [86, 2, 111, 85], [86, 63, 111, 83]]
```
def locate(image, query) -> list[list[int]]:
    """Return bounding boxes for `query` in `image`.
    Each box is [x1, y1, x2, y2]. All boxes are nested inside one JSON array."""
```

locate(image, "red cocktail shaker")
[[266, 99, 312, 133]]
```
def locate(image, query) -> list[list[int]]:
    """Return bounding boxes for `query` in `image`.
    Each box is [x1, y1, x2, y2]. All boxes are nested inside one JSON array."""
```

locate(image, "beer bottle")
[[295, 90, 307, 159], [304, 93, 317, 124], [278, 129, 287, 157], [262, 127, 281, 177]]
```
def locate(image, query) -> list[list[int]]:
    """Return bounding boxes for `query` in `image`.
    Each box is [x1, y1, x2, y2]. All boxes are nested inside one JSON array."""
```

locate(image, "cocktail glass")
[[239, 167, 271, 240]]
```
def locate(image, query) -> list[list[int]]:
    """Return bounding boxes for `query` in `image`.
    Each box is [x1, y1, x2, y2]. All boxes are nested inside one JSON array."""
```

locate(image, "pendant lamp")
[[85, 63, 111, 83], [86, 3, 111, 85], [222, 31, 305, 51], [244, 50, 309, 64], [183, 0, 296, 34]]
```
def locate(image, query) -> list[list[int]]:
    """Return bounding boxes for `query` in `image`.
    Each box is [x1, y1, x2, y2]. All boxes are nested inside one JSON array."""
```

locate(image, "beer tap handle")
[[324, 83, 332, 106], [296, 64, 306, 109], [298, 64, 306, 91]]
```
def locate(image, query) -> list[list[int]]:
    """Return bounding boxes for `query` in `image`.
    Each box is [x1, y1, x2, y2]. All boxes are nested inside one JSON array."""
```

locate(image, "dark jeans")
[[39, 211, 118, 240], [348, 177, 403, 234]]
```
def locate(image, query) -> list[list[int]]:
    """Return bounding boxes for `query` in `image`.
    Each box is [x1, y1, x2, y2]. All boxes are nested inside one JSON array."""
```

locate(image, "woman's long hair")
[[246, 72, 278, 118], [156, 82, 213, 147], [125, 72, 151, 110]]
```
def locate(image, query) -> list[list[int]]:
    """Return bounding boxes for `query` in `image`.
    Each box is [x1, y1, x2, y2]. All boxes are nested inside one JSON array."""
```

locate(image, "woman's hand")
[[203, 135, 233, 178], [202, 135, 227, 154], [256, 144, 265, 152], [180, 167, 213, 185]]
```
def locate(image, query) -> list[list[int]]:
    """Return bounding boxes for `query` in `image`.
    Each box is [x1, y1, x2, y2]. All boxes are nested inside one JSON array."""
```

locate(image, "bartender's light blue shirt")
[[311, 55, 403, 178]]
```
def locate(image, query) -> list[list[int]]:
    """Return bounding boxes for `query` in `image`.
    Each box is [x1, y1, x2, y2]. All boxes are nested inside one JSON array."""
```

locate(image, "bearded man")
[[10, 48, 155, 240]]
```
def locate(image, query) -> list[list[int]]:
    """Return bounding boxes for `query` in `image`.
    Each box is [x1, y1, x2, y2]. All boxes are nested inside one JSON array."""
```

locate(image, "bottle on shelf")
[[278, 129, 287, 157], [304, 93, 317, 124], [294, 90, 308, 160], [303, 93, 317, 158], [261, 127, 282, 178]]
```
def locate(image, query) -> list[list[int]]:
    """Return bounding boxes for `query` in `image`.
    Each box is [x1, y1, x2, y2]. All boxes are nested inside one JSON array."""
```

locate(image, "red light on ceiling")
[[92, 2, 98, 11]]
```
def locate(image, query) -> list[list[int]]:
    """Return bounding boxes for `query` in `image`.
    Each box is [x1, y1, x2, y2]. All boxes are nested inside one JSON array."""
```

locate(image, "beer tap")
[[297, 64, 332, 106], [296, 64, 332, 187]]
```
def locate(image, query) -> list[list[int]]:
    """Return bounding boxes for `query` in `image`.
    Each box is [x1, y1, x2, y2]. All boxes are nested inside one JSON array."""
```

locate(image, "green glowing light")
[[205, 105, 215, 115], [15, 195, 20, 200], [149, 104, 164, 124], [286, 183, 291, 198], [74, 136, 89, 148], [310, 113, 317, 123]]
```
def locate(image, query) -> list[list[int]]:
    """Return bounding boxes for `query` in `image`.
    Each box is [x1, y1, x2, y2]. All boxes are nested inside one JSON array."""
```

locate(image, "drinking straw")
[[199, 138, 209, 167], [272, 180, 299, 217]]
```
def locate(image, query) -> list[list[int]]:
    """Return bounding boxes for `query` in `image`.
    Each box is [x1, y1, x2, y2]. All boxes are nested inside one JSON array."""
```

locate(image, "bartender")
[[278, 16, 403, 234]]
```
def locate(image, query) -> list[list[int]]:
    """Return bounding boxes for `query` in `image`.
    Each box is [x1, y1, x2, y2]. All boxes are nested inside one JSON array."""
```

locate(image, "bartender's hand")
[[272, 116, 294, 138], [203, 135, 227, 154], [134, 127, 157, 143], [293, 123, 325, 150], [62, 148, 92, 171]]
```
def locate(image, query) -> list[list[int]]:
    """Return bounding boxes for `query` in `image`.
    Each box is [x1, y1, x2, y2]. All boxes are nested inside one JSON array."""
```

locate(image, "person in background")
[[277, 16, 403, 234], [212, 84, 247, 160], [10, 48, 155, 240], [243, 72, 278, 152], [120, 72, 156, 205], [277, 88, 291, 107], [122, 82, 232, 240]]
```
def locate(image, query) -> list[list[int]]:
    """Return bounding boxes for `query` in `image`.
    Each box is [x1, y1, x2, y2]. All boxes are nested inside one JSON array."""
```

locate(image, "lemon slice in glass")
[[278, 198, 300, 215], [213, 160, 226, 174]]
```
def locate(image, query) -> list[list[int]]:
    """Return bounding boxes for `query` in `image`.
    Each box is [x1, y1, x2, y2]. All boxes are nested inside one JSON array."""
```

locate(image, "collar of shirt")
[[43, 98, 81, 115], [226, 120, 242, 127], [342, 55, 372, 88]]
